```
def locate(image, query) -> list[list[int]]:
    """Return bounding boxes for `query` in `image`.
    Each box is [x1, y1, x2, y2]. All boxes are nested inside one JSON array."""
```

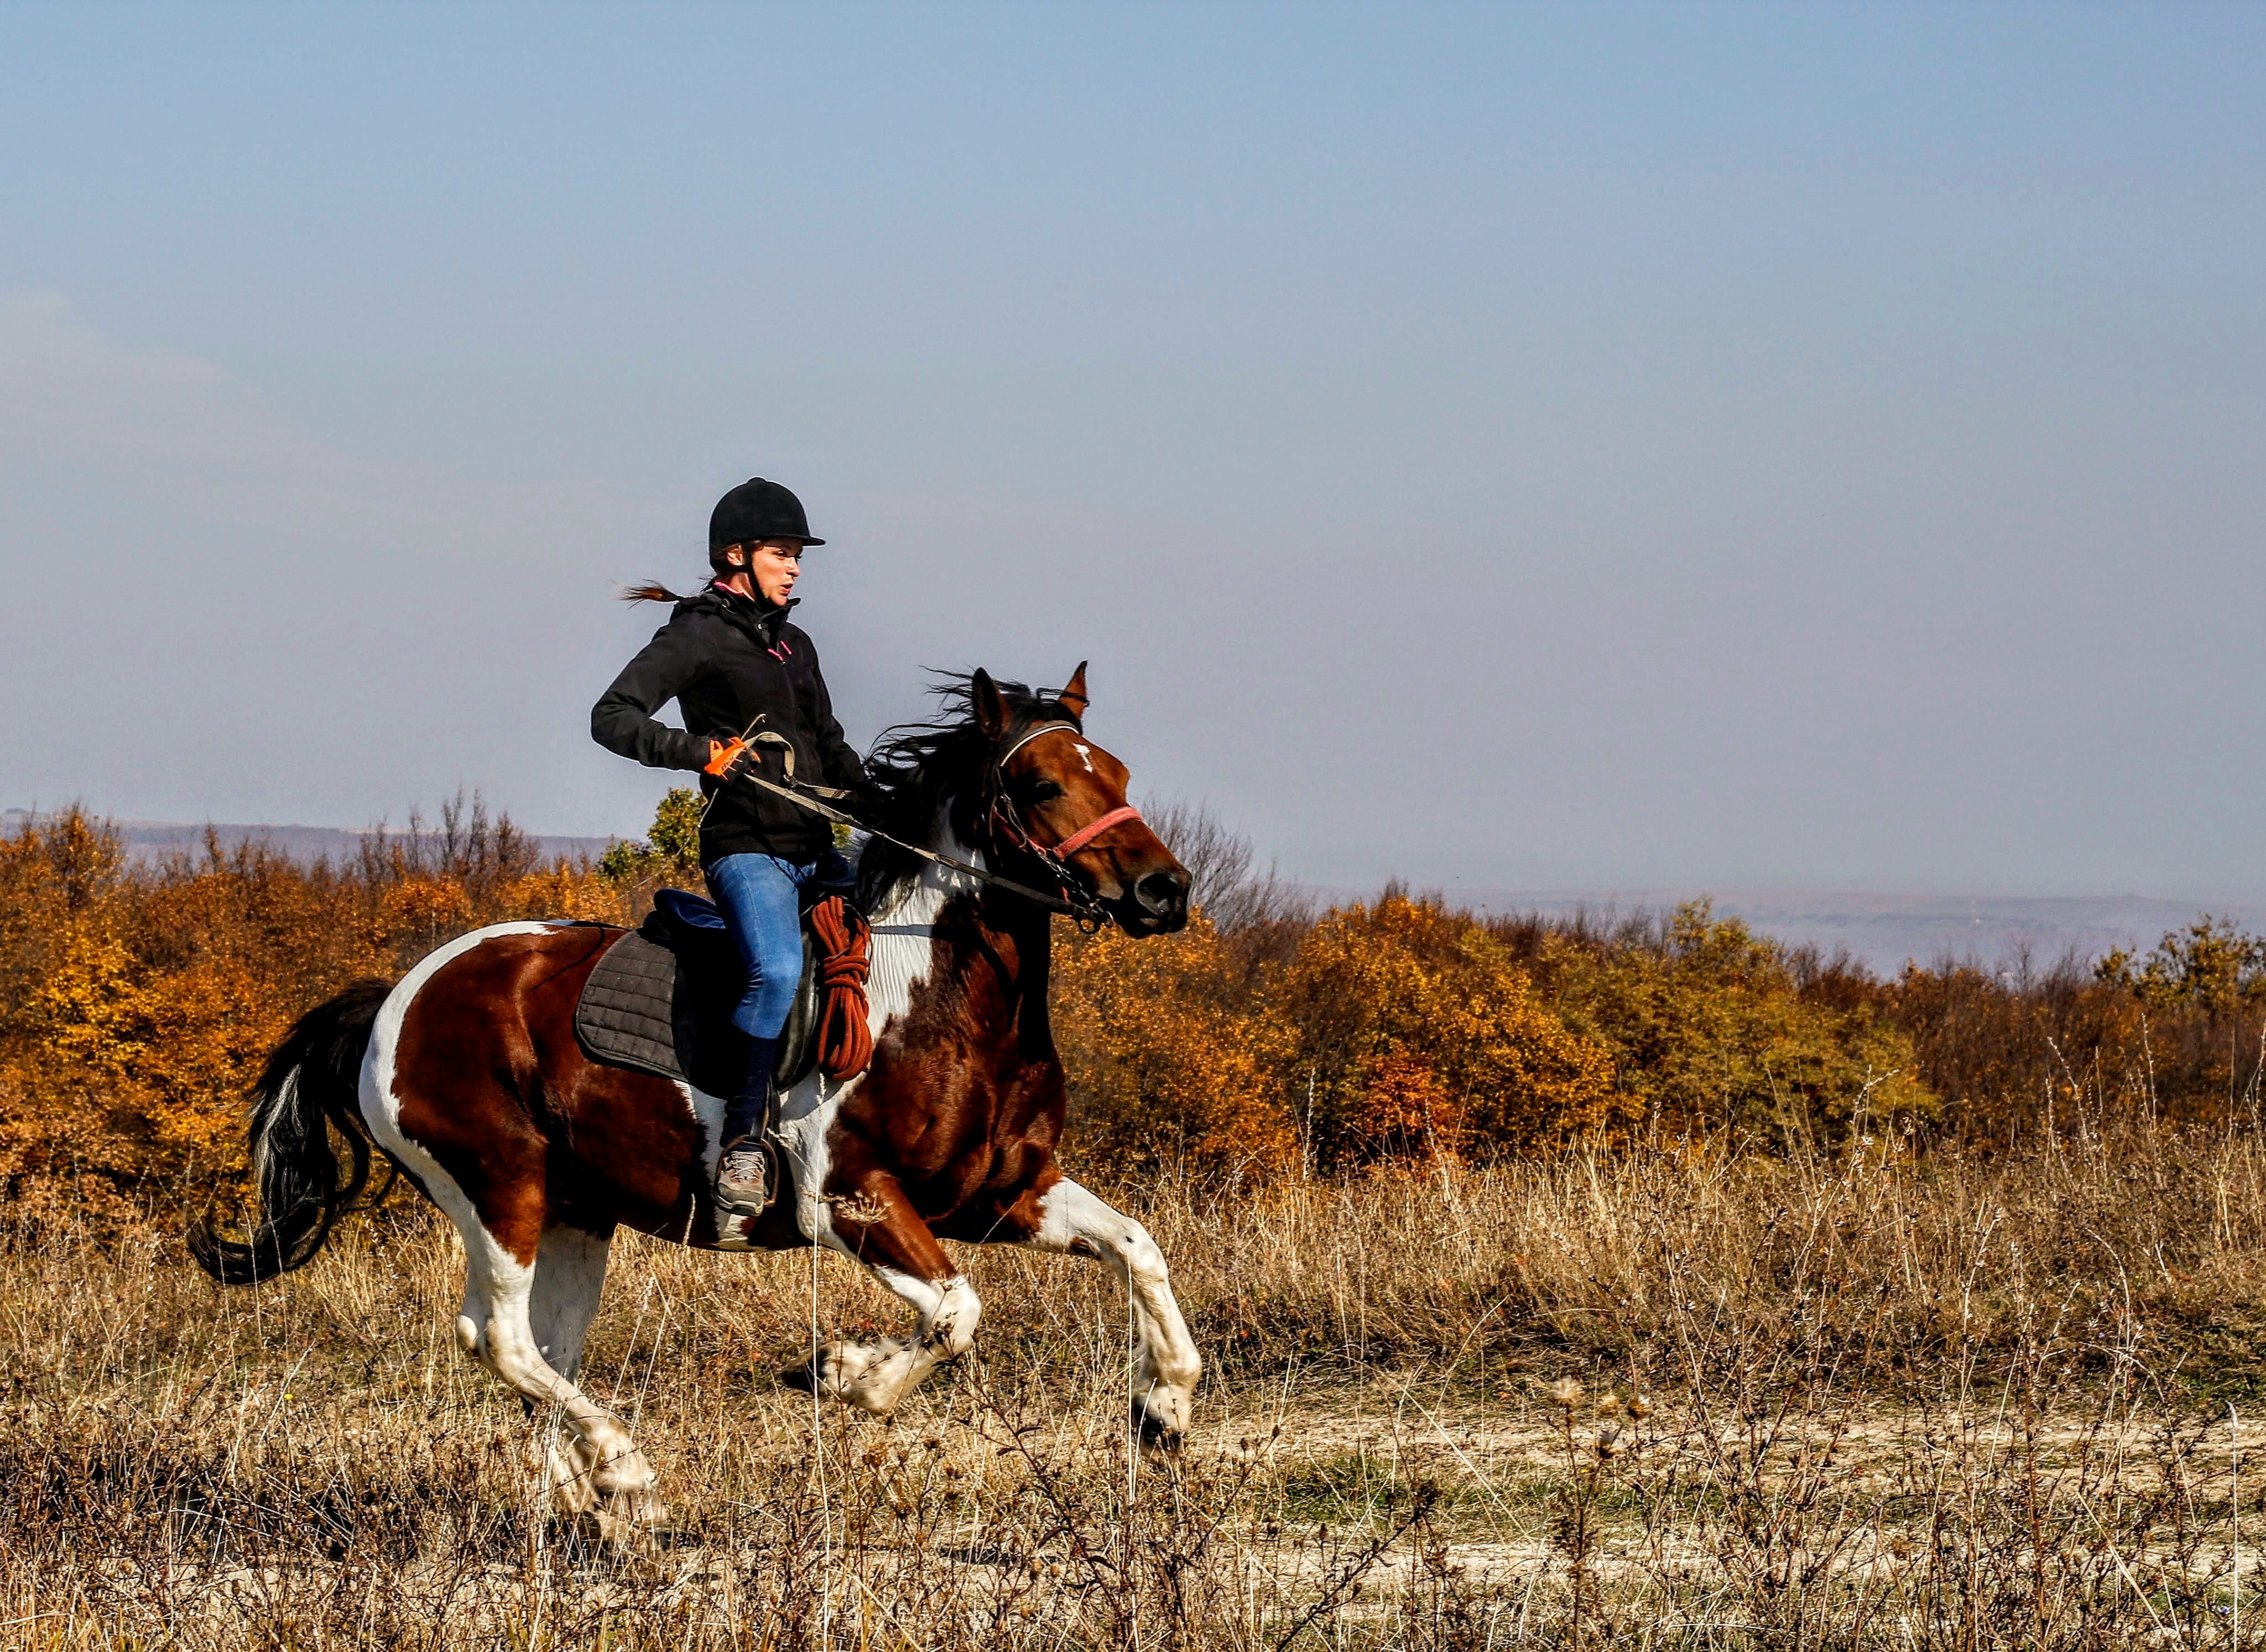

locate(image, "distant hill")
[[12, 810, 2246, 977], [1312, 885, 2266, 979], [2, 810, 620, 868]]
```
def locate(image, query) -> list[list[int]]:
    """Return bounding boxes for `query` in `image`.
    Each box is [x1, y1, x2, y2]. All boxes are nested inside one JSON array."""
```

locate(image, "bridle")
[[982, 722, 1146, 929], [711, 717, 1144, 932]]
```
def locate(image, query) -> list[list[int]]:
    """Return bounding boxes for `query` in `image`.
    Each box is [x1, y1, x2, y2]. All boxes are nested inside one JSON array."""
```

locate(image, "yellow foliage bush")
[[0, 806, 631, 1224], [2096, 916, 2266, 1015], [503, 867, 629, 925], [1529, 901, 1936, 1142], [1053, 916, 1298, 1177], [377, 878, 477, 957], [1273, 895, 1628, 1164]]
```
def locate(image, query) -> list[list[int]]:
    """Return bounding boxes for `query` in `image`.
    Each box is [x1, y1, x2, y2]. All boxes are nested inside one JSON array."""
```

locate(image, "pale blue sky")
[[3, 4, 2262, 897]]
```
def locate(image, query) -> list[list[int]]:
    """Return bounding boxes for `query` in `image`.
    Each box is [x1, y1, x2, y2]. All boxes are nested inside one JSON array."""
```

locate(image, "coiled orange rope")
[[806, 896, 873, 1080]]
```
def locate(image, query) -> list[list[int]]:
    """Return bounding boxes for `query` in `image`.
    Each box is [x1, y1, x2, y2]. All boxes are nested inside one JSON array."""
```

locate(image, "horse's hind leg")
[[1025, 1177, 1202, 1448], [524, 1223, 622, 1518], [796, 1172, 981, 1417], [362, 932, 661, 1542], [529, 1222, 613, 1380], [454, 1210, 660, 1539]]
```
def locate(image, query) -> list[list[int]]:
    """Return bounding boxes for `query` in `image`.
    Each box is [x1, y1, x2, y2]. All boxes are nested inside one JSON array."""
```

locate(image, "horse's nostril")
[[1136, 869, 1190, 915]]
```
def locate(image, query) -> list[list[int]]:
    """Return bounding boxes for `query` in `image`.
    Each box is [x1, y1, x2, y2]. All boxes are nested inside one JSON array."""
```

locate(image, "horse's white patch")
[[527, 1223, 613, 1378], [1072, 741, 1095, 773], [776, 810, 977, 1252], [362, 921, 658, 1523], [815, 1270, 983, 1414], [362, 923, 552, 1344], [921, 1274, 982, 1358]]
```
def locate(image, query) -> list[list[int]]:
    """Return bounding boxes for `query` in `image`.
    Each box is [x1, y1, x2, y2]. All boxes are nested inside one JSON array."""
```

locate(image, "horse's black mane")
[[856, 673, 1079, 913]]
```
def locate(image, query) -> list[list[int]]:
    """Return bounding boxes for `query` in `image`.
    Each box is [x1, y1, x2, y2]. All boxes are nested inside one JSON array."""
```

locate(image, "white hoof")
[[1133, 1385, 1193, 1452], [589, 1488, 668, 1555], [789, 1338, 924, 1417]]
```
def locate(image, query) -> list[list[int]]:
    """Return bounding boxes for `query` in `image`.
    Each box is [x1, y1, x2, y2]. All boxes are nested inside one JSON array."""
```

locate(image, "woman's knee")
[[733, 968, 800, 1040]]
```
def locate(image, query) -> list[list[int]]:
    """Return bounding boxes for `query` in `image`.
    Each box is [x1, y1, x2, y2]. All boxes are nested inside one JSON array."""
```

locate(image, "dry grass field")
[[8, 1122, 2266, 1649], [12, 802, 2266, 1645]]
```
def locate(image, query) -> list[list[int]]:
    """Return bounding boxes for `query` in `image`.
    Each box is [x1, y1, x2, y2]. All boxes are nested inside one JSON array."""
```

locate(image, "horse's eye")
[[1028, 780, 1065, 804]]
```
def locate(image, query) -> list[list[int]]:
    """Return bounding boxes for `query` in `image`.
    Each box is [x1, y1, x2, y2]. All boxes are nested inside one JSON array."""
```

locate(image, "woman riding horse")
[[591, 476, 863, 1218], [191, 473, 1205, 1533]]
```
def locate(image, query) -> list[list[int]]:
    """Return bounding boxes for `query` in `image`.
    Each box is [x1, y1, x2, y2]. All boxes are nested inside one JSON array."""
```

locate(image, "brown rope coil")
[[807, 895, 873, 1080]]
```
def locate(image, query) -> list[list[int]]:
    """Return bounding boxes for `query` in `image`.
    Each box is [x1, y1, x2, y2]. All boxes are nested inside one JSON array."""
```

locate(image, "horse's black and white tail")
[[189, 977, 395, 1285]]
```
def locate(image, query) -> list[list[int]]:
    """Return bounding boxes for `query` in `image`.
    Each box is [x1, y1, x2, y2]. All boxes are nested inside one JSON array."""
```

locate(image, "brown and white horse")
[[192, 665, 1201, 1532]]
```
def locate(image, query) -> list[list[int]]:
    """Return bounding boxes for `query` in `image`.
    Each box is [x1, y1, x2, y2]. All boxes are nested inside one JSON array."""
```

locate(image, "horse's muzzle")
[[1127, 867, 1191, 935]]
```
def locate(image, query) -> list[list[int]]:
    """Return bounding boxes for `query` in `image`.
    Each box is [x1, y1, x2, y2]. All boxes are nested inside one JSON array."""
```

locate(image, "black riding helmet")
[[709, 477, 823, 572]]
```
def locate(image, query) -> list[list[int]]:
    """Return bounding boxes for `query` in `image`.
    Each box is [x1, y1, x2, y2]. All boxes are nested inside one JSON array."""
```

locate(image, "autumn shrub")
[[1506, 900, 1938, 1144], [0, 802, 630, 1225], [1051, 890, 1941, 1177], [1271, 895, 1627, 1165], [0, 811, 160, 1223], [1883, 919, 2266, 1144], [1053, 894, 1640, 1177], [2098, 915, 2266, 1013], [9, 791, 2266, 1227], [1052, 915, 1298, 1177], [1507, 904, 2266, 1147]]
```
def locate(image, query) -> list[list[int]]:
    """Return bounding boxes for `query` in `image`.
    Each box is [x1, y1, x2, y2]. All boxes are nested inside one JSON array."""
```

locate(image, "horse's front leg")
[[795, 1171, 981, 1417], [1025, 1177, 1202, 1448]]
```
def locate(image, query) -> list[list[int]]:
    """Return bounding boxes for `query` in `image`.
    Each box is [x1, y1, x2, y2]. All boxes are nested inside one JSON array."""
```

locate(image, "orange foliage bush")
[[1052, 916, 1297, 1176], [1274, 895, 1627, 1164], [9, 790, 2265, 1227], [1053, 894, 1628, 1176], [0, 804, 630, 1226]]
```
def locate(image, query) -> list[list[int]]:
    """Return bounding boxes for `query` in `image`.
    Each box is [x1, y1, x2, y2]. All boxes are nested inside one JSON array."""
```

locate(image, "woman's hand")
[[704, 737, 752, 779]]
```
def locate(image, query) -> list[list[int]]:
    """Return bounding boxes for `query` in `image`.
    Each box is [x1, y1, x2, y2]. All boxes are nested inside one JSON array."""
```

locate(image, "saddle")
[[572, 888, 873, 1098]]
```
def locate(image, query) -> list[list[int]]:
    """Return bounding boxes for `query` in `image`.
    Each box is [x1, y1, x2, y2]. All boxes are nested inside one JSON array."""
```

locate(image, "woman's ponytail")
[[619, 581, 690, 604]]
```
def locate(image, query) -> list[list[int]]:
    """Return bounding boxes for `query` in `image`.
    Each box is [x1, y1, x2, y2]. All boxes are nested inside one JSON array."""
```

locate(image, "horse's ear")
[[1058, 660, 1090, 720], [971, 669, 1009, 741]]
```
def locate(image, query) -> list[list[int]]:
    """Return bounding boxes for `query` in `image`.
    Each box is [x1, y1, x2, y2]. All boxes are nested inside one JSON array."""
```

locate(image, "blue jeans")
[[703, 851, 855, 1040]]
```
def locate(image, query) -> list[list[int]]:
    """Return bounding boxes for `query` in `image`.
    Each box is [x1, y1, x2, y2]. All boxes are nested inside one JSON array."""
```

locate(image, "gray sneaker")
[[714, 1138, 773, 1218]]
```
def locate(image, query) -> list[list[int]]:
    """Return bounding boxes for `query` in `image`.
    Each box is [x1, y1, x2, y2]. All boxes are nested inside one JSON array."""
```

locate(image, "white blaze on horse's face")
[[1072, 742, 1095, 773]]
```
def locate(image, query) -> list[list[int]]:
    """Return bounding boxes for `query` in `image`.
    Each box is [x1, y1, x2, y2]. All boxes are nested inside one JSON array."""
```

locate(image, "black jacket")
[[591, 583, 867, 865]]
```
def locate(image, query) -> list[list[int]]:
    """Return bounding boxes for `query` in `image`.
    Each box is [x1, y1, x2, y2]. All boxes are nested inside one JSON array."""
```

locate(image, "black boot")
[[715, 1034, 778, 1218]]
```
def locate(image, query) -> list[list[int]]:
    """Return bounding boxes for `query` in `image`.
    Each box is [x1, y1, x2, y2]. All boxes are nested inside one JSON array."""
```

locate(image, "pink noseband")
[[987, 722, 1145, 862], [1051, 803, 1143, 859]]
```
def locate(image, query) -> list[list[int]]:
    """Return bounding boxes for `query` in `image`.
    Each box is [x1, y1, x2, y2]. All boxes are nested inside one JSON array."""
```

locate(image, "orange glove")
[[704, 737, 751, 779]]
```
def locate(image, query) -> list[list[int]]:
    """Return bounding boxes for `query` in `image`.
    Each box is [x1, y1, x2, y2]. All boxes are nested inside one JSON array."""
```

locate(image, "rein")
[[712, 718, 1138, 932]]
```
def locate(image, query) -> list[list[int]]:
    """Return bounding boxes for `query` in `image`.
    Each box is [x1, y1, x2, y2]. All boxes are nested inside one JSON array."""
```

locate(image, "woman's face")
[[739, 540, 803, 605]]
